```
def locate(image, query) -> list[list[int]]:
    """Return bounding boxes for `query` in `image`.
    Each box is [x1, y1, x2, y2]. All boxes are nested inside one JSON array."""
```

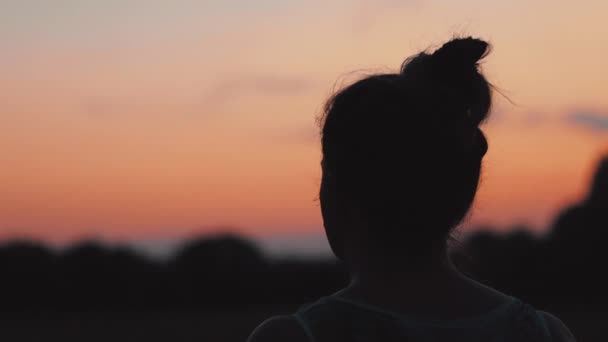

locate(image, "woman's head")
[[319, 37, 492, 264]]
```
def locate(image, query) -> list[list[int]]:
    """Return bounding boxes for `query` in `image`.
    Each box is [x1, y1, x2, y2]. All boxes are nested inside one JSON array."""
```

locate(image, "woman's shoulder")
[[537, 311, 577, 342], [246, 314, 310, 342], [248, 297, 354, 342], [464, 279, 577, 340], [246, 296, 577, 342]]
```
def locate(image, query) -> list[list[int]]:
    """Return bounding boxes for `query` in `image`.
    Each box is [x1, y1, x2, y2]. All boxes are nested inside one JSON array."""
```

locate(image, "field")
[[3, 308, 603, 341]]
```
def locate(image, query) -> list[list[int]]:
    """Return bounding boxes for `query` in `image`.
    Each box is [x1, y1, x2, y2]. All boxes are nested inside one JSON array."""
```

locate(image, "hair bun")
[[430, 37, 489, 74]]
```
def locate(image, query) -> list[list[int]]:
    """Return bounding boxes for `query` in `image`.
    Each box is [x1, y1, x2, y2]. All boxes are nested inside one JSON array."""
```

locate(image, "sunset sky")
[[1, 1, 608, 255]]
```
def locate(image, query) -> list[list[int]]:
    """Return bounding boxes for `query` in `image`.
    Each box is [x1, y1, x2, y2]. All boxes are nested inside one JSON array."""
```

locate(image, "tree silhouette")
[[0, 155, 606, 313]]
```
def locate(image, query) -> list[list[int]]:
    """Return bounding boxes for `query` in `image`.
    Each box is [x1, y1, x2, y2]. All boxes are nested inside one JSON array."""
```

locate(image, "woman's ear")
[[320, 182, 367, 262], [320, 178, 344, 260]]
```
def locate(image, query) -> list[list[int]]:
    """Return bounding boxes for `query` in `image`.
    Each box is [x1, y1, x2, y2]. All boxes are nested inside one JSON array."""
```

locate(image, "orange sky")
[[1, 1, 608, 245]]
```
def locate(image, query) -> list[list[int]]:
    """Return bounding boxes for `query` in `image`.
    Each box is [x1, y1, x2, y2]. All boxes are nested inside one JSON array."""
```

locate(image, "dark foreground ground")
[[2, 308, 604, 342]]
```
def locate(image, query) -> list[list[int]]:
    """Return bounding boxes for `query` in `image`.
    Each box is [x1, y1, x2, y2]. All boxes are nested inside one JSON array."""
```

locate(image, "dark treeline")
[[1, 156, 607, 313], [455, 155, 608, 313], [0, 237, 346, 312]]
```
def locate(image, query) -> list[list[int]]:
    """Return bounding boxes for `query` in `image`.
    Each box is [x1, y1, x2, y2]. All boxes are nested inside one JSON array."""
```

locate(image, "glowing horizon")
[[1, 1, 608, 244]]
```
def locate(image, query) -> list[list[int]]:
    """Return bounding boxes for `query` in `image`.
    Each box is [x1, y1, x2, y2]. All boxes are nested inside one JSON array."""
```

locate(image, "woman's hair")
[[319, 37, 493, 261]]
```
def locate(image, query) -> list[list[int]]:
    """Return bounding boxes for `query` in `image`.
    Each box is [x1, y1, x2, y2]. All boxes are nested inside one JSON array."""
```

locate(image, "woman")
[[248, 37, 576, 342]]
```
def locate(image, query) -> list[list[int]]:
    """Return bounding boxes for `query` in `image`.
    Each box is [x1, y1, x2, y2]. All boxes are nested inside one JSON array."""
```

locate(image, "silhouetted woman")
[[248, 37, 576, 342]]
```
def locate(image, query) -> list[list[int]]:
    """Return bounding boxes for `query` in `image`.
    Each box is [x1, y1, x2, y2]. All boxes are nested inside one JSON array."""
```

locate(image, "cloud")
[[218, 77, 312, 94], [524, 111, 545, 124], [203, 76, 315, 110], [82, 97, 131, 116], [271, 124, 319, 145], [350, 0, 420, 36], [566, 111, 608, 132]]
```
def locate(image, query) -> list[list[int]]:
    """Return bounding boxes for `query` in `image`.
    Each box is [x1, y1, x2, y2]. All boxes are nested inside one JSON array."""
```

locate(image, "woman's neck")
[[334, 256, 510, 319], [347, 253, 457, 289]]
